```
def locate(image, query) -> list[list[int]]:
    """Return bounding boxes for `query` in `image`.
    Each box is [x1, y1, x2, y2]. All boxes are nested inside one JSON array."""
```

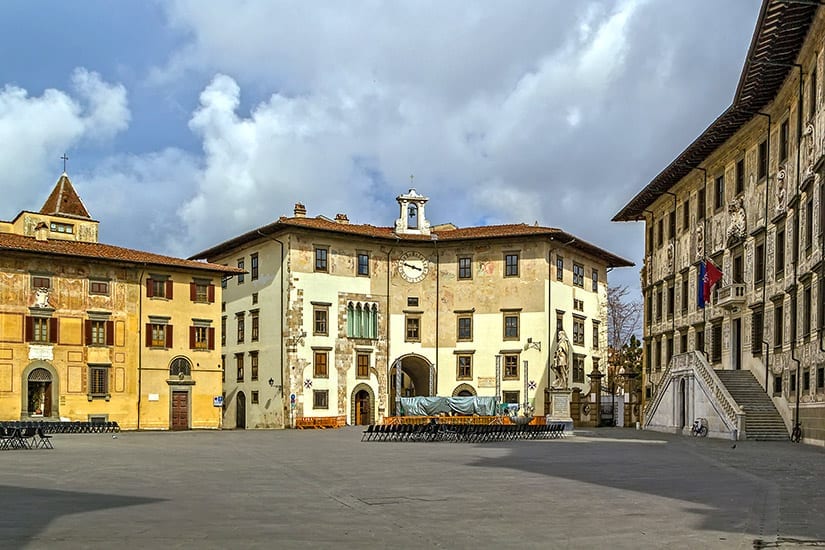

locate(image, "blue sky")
[[0, 0, 762, 295]]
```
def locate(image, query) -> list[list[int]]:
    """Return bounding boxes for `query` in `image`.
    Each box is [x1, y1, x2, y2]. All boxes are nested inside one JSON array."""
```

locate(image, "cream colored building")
[[193, 189, 631, 428], [615, 0, 825, 444], [0, 173, 238, 429]]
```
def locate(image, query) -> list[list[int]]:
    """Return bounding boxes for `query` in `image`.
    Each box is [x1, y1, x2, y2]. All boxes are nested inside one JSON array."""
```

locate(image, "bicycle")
[[690, 418, 708, 437], [791, 423, 802, 443]]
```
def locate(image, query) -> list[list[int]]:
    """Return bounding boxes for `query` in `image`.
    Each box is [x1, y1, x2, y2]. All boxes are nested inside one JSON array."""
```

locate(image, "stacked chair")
[[362, 420, 566, 443]]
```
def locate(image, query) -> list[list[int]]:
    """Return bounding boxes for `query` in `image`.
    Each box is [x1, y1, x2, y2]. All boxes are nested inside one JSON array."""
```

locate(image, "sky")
[[0, 0, 763, 296]]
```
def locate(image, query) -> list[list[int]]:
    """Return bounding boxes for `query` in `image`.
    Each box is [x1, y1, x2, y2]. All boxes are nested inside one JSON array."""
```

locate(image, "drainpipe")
[[758, 112, 772, 391], [432, 236, 439, 396], [137, 267, 147, 430], [791, 65, 803, 430]]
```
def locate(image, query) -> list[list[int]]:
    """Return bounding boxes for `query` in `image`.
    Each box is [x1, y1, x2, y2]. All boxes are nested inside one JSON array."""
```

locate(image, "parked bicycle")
[[690, 418, 708, 437], [791, 422, 803, 443]]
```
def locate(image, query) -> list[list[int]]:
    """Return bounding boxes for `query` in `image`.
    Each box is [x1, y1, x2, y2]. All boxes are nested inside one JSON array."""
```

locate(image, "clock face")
[[398, 251, 429, 283]]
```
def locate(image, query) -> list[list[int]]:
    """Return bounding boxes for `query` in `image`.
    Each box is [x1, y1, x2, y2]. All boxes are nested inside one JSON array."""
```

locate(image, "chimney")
[[334, 213, 349, 224], [294, 203, 306, 218], [34, 222, 49, 242]]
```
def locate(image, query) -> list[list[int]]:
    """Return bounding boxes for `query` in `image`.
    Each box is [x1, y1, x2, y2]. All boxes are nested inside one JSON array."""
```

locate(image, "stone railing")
[[689, 352, 744, 435], [643, 355, 676, 426]]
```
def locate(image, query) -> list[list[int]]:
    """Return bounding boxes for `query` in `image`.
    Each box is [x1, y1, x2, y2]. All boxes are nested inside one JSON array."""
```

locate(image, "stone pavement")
[[0, 427, 823, 549]]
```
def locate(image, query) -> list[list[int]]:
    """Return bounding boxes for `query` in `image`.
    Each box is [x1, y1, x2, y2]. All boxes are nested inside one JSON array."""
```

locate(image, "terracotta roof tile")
[[193, 216, 633, 267], [39, 173, 92, 219], [0, 232, 242, 274]]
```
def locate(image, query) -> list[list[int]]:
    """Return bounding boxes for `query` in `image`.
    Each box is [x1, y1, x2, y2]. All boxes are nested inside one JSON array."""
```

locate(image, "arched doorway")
[[236, 391, 246, 429], [353, 386, 373, 425], [389, 354, 434, 415], [452, 383, 476, 397], [27, 368, 53, 417], [22, 361, 58, 418]]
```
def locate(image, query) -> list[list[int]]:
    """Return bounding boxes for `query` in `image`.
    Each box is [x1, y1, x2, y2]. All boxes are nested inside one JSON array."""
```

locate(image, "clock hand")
[[403, 262, 423, 271]]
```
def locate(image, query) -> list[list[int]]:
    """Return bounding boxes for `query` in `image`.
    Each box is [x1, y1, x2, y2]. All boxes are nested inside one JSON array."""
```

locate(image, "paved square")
[[1, 427, 823, 549]]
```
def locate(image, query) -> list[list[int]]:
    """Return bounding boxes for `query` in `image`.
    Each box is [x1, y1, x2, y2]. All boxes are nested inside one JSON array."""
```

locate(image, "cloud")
[[0, 69, 130, 215]]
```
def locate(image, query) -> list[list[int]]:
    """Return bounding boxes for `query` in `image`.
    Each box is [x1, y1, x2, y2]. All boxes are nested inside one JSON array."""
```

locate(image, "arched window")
[[170, 357, 192, 377], [408, 204, 419, 228], [347, 303, 354, 335], [347, 302, 379, 339], [369, 304, 378, 338]]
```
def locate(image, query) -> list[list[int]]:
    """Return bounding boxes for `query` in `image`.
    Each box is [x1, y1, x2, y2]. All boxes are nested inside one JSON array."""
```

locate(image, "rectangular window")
[[236, 314, 245, 344], [591, 269, 598, 292], [572, 317, 585, 346], [502, 390, 520, 404], [504, 253, 519, 277], [252, 292, 258, 305], [250, 253, 259, 280], [357, 353, 370, 378], [407, 297, 419, 307], [774, 374, 783, 396], [791, 294, 798, 343], [251, 391, 259, 404], [780, 119, 789, 163], [503, 354, 519, 379], [656, 290, 663, 321], [789, 372, 797, 397], [680, 332, 688, 354], [810, 67, 818, 120], [313, 390, 329, 409], [758, 139, 768, 180], [817, 366, 824, 391], [667, 285, 675, 318], [803, 369, 811, 392], [733, 253, 743, 284], [556, 313, 564, 336], [89, 280, 109, 295], [806, 198, 814, 255], [573, 263, 584, 287], [190, 281, 214, 303], [457, 315, 473, 341], [250, 351, 259, 381], [314, 307, 328, 336], [221, 316, 226, 346], [236, 353, 244, 382], [667, 335, 674, 365], [457, 355, 472, 380], [503, 313, 519, 340], [315, 247, 328, 272], [752, 308, 764, 355], [657, 219, 664, 247], [696, 329, 705, 355], [357, 253, 370, 276], [49, 221, 73, 234], [237, 259, 245, 284], [147, 323, 171, 348], [697, 189, 706, 221], [192, 326, 209, 350], [573, 355, 585, 383], [655, 339, 662, 370], [556, 256, 564, 281], [681, 278, 688, 313], [314, 351, 328, 378], [668, 210, 676, 240], [573, 299, 583, 312], [714, 174, 725, 210], [592, 321, 599, 350], [89, 365, 108, 398], [735, 158, 745, 195], [711, 323, 722, 363], [775, 228, 785, 278], [251, 311, 259, 342], [90, 320, 106, 345], [754, 242, 765, 284], [682, 199, 690, 230], [774, 304, 784, 348], [147, 278, 172, 299], [458, 257, 472, 280], [804, 287, 812, 338], [405, 316, 420, 342]]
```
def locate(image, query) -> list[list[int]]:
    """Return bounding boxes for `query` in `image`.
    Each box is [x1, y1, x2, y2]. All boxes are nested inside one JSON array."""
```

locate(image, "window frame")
[[572, 317, 585, 346], [457, 315, 473, 342], [314, 246, 329, 273], [556, 256, 564, 281], [313, 389, 329, 409], [502, 312, 519, 340], [88, 364, 109, 399], [504, 253, 519, 277], [237, 259, 245, 284], [236, 313, 245, 344], [714, 174, 725, 210], [89, 280, 109, 296], [458, 256, 472, 280], [250, 253, 259, 281], [405, 315, 421, 342], [313, 350, 329, 378], [235, 353, 244, 382], [572, 263, 584, 287], [250, 351, 259, 381], [503, 354, 519, 380], [250, 311, 259, 342], [356, 353, 370, 378], [357, 252, 370, 276], [457, 354, 472, 380], [313, 306, 329, 336]]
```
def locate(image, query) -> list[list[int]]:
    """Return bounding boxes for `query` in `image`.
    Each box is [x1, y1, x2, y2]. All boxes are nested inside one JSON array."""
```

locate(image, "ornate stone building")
[[0, 173, 238, 429], [192, 189, 631, 428], [615, 1, 825, 444]]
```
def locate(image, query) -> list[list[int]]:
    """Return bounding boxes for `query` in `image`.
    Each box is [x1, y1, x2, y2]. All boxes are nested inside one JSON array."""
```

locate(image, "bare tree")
[[606, 284, 642, 350]]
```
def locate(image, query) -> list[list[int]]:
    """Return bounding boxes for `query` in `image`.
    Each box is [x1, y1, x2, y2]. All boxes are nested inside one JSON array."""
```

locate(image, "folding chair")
[[36, 428, 53, 449], [361, 424, 374, 442]]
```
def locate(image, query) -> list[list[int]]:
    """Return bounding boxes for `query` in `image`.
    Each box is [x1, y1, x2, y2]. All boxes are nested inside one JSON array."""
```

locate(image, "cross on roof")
[[61, 153, 69, 173]]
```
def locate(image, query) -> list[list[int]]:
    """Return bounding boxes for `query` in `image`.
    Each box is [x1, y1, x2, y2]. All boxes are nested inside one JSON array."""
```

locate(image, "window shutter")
[[189, 326, 196, 349], [106, 320, 115, 346], [49, 318, 59, 343], [146, 278, 154, 298], [84, 320, 92, 345], [208, 327, 215, 350], [166, 280, 174, 299], [207, 284, 215, 303], [25, 316, 33, 342], [145, 324, 152, 348], [190, 282, 197, 301], [166, 325, 173, 348]]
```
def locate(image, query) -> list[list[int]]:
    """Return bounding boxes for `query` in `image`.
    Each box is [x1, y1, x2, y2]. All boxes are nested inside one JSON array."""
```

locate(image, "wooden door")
[[355, 390, 370, 425], [171, 391, 189, 430], [236, 392, 246, 429], [44, 382, 52, 417]]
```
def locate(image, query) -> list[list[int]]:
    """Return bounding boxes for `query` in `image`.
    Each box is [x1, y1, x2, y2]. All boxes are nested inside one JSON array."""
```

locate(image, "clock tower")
[[394, 188, 431, 236]]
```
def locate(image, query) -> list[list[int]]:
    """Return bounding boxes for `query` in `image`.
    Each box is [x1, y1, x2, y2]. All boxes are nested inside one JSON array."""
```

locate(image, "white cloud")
[[0, 69, 130, 216]]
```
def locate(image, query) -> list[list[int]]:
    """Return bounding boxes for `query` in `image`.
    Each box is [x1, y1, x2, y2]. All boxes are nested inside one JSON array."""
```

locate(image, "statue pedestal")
[[546, 388, 574, 434]]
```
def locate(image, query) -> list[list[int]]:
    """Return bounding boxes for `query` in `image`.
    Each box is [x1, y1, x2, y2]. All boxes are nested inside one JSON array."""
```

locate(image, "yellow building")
[[0, 173, 238, 429], [615, 0, 825, 444], [193, 189, 631, 428]]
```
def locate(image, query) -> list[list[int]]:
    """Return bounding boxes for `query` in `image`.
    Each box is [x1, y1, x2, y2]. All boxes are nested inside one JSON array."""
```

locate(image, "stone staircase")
[[714, 370, 788, 441]]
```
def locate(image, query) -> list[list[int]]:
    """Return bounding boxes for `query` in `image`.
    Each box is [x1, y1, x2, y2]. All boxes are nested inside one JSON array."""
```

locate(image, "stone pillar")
[[588, 366, 604, 427]]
